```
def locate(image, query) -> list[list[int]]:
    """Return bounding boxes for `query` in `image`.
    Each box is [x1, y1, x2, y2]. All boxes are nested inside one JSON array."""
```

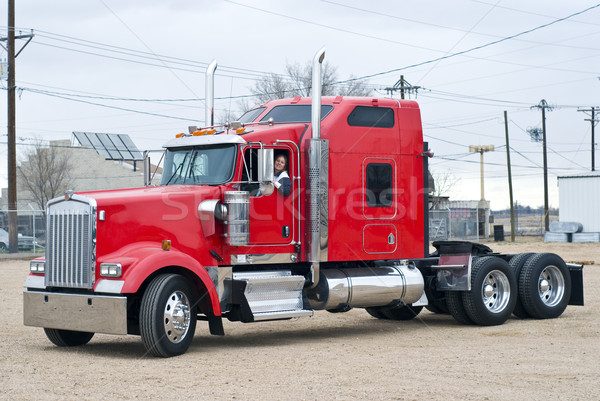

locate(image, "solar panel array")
[[73, 132, 144, 161]]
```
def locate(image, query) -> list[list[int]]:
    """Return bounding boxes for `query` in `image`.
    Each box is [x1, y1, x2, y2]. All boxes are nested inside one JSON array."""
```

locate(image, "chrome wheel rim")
[[538, 265, 565, 307], [163, 290, 191, 344], [481, 270, 511, 313]]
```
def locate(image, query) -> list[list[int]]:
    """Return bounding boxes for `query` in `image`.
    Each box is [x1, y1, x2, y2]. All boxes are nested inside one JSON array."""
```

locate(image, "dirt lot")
[[1, 238, 598, 400]]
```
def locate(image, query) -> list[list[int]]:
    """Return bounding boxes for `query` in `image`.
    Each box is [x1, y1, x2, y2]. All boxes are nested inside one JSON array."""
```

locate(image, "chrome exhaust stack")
[[306, 47, 328, 288], [205, 59, 218, 127], [311, 47, 325, 140]]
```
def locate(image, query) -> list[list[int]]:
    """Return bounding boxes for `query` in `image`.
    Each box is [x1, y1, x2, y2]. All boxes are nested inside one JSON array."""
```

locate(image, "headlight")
[[30, 260, 45, 274], [100, 263, 122, 278]]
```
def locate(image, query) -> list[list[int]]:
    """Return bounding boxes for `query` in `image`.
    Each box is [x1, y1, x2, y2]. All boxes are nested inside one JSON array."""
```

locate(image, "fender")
[[97, 242, 221, 315]]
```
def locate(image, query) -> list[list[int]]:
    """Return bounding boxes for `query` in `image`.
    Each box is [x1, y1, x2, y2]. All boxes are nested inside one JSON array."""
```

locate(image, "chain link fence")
[[429, 208, 480, 241], [0, 209, 45, 255]]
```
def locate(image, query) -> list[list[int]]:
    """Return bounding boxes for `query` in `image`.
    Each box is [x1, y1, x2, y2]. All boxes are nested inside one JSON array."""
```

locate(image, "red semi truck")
[[23, 49, 584, 357]]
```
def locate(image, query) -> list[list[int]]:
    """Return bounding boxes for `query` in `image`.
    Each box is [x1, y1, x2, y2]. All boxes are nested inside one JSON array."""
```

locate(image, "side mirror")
[[257, 148, 274, 183]]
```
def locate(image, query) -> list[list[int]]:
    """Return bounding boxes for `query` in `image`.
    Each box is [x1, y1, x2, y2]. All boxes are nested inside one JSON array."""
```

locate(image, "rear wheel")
[[509, 253, 535, 318], [365, 307, 389, 319], [445, 291, 472, 325], [381, 304, 423, 320], [140, 274, 197, 358], [519, 253, 571, 319], [462, 256, 517, 326], [424, 276, 448, 314], [44, 328, 94, 347]]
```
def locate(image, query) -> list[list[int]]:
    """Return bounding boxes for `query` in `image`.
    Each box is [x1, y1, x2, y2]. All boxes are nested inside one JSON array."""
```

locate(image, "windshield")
[[161, 144, 237, 186], [238, 107, 266, 123], [259, 105, 334, 123]]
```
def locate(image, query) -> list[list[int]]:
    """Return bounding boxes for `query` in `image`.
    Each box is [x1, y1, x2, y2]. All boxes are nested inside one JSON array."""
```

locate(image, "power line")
[[323, 0, 600, 51], [15, 87, 198, 121], [333, 3, 600, 85]]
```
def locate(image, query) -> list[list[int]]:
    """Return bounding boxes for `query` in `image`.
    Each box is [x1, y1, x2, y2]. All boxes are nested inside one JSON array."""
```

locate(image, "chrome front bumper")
[[23, 291, 127, 335]]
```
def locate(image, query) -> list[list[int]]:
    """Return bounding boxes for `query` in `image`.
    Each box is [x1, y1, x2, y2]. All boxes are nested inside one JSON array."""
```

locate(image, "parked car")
[[0, 228, 36, 251]]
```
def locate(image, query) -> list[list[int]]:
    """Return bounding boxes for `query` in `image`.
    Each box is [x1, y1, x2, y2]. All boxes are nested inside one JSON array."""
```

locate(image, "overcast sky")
[[1, 0, 599, 210]]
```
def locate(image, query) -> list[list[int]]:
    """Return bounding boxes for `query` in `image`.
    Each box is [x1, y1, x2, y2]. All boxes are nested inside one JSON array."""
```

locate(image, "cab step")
[[232, 270, 313, 321]]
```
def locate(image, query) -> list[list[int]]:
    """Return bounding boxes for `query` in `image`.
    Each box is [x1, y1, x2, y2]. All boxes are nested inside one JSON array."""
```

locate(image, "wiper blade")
[[165, 153, 189, 185]]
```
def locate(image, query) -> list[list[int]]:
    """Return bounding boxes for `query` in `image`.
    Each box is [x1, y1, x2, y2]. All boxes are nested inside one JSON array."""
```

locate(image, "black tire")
[[140, 274, 197, 358], [509, 253, 535, 318], [365, 307, 389, 319], [381, 304, 423, 320], [0, 242, 7, 251], [424, 276, 448, 314], [44, 328, 94, 346], [519, 253, 571, 319], [445, 291, 472, 325], [425, 304, 446, 314], [462, 256, 517, 326]]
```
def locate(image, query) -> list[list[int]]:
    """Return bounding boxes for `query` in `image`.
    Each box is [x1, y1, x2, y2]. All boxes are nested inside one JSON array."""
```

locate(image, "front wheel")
[[44, 328, 94, 346], [140, 274, 197, 358], [462, 256, 517, 326]]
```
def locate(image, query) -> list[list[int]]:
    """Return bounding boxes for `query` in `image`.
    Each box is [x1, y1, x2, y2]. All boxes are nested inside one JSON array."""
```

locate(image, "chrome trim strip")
[[206, 266, 232, 312], [95, 279, 125, 294], [23, 291, 127, 335], [24, 275, 45, 289], [231, 253, 296, 265], [252, 309, 313, 321]]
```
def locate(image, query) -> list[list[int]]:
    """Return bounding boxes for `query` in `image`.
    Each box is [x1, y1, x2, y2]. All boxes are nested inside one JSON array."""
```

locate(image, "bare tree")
[[429, 169, 459, 209], [17, 141, 72, 211], [250, 61, 372, 104]]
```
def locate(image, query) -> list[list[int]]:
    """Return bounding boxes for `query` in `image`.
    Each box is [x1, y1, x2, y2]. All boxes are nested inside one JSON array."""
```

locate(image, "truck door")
[[362, 157, 399, 254], [243, 145, 297, 245]]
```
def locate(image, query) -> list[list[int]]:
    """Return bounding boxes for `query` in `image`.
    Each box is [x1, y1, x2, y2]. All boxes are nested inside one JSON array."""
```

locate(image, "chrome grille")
[[45, 195, 96, 289]]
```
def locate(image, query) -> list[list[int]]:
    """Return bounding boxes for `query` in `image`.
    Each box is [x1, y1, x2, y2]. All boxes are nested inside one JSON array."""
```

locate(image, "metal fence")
[[429, 208, 480, 241], [0, 209, 45, 255]]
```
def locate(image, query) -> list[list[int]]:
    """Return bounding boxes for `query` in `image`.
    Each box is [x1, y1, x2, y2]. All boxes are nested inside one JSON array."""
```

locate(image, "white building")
[[557, 172, 600, 232]]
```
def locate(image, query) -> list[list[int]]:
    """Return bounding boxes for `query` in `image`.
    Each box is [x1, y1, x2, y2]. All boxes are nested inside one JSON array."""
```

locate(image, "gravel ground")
[[1, 238, 598, 400]]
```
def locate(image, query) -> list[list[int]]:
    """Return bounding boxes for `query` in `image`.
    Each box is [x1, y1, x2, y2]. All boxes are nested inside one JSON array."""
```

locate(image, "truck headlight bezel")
[[30, 260, 45, 274], [100, 263, 122, 278]]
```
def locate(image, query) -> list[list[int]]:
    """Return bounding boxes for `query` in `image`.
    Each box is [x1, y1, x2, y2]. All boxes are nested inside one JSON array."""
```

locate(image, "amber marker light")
[[161, 240, 171, 251]]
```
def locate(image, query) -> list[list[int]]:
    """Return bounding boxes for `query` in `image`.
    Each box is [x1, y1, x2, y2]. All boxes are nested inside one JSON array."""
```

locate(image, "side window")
[[366, 163, 393, 207], [347, 106, 395, 128]]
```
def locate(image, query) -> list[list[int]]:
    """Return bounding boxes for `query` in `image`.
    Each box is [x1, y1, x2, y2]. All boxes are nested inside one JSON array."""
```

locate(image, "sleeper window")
[[366, 163, 393, 207]]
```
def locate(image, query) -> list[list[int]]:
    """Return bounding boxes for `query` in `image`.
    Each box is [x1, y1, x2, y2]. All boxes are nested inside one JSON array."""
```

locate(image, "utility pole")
[[385, 75, 421, 99], [469, 145, 494, 238], [1, 1, 34, 252], [468, 145, 494, 201], [578, 107, 599, 171], [504, 111, 515, 242], [531, 99, 553, 232]]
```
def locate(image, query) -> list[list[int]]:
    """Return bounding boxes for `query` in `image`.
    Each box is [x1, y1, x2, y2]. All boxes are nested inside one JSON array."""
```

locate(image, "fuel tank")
[[305, 263, 424, 310]]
